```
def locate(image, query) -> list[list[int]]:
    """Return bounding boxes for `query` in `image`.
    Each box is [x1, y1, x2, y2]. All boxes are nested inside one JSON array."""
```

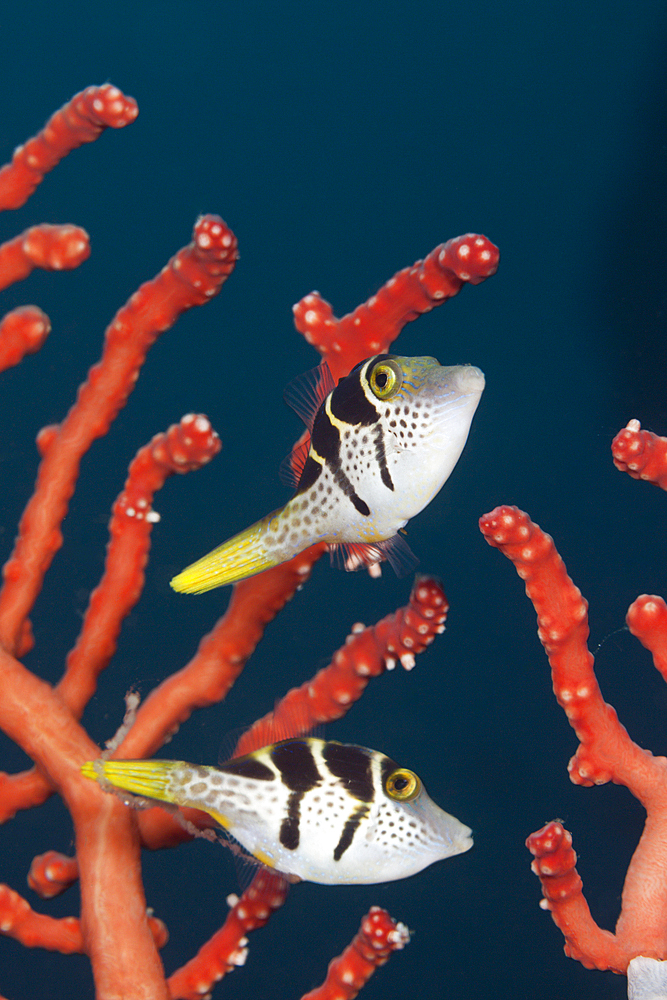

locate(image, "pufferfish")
[[81, 737, 473, 885], [170, 354, 485, 594]]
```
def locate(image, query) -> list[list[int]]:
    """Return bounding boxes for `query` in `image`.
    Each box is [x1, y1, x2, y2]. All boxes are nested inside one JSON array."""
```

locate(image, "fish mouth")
[[434, 819, 474, 858], [454, 827, 474, 855], [413, 795, 474, 859]]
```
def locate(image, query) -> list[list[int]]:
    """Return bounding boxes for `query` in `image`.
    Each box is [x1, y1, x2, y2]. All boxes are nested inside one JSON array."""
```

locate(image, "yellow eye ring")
[[369, 360, 402, 399], [385, 767, 421, 801]]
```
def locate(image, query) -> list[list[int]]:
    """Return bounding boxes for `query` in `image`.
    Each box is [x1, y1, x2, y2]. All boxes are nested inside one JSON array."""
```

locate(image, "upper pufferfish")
[[170, 353, 484, 594]]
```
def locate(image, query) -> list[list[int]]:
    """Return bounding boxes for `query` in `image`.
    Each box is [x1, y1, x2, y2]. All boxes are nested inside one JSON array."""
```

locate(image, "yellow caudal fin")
[[170, 516, 278, 594], [81, 759, 181, 804], [82, 759, 233, 831]]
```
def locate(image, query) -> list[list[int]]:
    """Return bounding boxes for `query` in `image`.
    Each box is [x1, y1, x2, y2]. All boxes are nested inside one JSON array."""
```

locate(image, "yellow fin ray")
[[170, 516, 278, 593], [81, 759, 181, 803], [81, 760, 232, 830]]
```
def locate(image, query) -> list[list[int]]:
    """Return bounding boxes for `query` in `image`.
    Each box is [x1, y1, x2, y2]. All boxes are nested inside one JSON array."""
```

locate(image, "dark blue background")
[[1, 2, 666, 997]]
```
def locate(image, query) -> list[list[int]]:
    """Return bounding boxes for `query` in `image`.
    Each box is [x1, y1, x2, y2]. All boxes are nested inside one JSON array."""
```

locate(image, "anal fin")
[[328, 533, 419, 578]]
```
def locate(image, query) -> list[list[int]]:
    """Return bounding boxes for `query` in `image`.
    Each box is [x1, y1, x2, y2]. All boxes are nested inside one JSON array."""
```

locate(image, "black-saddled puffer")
[[82, 737, 473, 884], [171, 354, 484, 593]]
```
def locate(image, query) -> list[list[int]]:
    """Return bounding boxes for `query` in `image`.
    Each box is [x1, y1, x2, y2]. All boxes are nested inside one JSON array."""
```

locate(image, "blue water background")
[[1, 2, 666, 997]]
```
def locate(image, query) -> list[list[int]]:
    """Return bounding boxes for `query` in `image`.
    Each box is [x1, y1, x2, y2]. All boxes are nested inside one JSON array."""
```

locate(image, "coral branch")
[[626, 594, 667, 682], [60, 414, 221, 717], [0, 883, 83, 953], [612, 419, 667, 491], [0, 306, 50, 372], [0, 224, 90, 290], [480, 502, 667, 974], [236, 575, 448, 755], [0, 882, 168, 953], [28, 851, 79, 898], [300, 906, 409, 1000], [479, 505, 642, 789], [0, 214, 238, 658], [166, 870, 289, 1000], [0, 84, 138, 211], [526, 822, 619, 970], [292, 233, 499, 380]]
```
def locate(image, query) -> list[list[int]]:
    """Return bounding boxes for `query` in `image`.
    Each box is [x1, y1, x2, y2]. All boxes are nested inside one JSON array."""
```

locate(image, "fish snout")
[[426, 363, 485, 402], [449, 364, 485, 394]]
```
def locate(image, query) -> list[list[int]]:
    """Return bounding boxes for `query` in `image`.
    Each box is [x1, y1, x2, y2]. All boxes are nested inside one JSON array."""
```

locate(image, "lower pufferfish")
[[170, 354, 485, 594], [82, 737, 473, 884]]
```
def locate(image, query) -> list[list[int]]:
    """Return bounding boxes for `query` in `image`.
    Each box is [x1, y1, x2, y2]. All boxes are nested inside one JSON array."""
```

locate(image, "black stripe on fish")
[[279, 792, 303, 851], [322, 742, 375, 802], [291, 400, 337, 498], [271, 739, 322, 792], [308, 404, 372, 516], [294, 453, 322, 495], [372, 422, 394, 492], [220, 756, 275, 781], [311, 401, 341, 465], [333, 803, 370, 861], [271, 741, 323, 851], [280, 790, 303, 851], [380, 753, 400, 792], [328, 361, 383, 427], [341, 478, 371, 517]]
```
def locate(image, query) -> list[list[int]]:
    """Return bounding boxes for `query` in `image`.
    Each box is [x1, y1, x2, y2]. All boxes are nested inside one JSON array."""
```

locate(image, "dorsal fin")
[[227, 710, 320, 761], [278, 433, 311, 489], [283, 361, 336, 433]]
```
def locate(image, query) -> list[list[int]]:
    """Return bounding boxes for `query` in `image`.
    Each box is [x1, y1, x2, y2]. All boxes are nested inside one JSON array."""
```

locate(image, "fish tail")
[[81, 759, 181, 803], [170, 515, 279, 593], [82, 759, 233, 831]]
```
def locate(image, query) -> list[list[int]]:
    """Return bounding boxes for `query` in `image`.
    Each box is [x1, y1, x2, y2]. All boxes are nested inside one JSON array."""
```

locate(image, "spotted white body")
[[82, 737, 472, 884], [171, 354, 484, 593]]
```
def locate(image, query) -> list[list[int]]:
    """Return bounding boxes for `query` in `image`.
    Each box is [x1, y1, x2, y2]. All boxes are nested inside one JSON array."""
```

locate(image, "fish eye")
[[385, 768, 421, 801], [369, 360, 402, 400]]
